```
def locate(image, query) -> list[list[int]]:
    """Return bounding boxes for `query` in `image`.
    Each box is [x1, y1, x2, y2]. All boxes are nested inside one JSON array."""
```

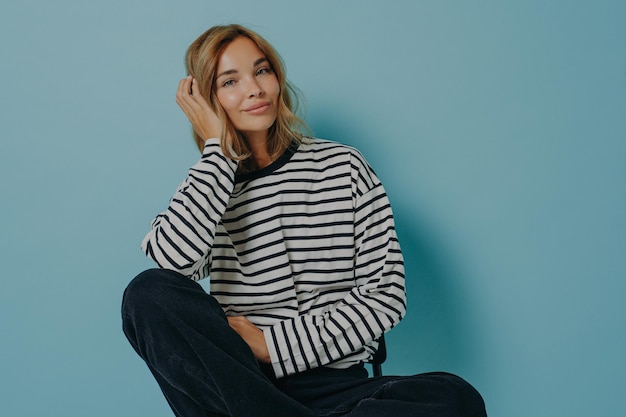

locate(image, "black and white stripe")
[[142, 138, 406, 378]]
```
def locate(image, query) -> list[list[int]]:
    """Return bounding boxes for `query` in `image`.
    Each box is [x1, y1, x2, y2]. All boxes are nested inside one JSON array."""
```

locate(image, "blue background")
[[1, 1, 624, 416]]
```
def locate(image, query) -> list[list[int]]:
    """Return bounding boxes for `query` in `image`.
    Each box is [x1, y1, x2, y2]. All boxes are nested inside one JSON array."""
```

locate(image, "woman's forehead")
[[217, 37, 266, 74]]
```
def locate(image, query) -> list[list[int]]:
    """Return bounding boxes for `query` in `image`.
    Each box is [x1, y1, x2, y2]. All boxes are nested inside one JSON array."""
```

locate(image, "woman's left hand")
[[227, 316, 271, 363]]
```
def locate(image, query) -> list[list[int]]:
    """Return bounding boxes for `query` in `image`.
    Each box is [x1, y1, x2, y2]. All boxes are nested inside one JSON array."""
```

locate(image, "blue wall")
[[1, 1, 624, 416]]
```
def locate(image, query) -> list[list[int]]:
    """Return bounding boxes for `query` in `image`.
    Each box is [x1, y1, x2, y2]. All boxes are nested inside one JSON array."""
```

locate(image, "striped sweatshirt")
[[142, 137, 406, 378]]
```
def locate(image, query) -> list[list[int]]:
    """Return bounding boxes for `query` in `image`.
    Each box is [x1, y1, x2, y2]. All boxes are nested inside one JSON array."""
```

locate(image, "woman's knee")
[[384, 373, 486, 416], [428, 373, 486, 417], [121, 269, 232, 354], [121, 268, 224, 320], [122, 268, 198, 314]]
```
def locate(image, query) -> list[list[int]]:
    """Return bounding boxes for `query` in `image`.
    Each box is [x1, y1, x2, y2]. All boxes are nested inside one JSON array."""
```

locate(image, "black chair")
[[368, 335, 387, 377]]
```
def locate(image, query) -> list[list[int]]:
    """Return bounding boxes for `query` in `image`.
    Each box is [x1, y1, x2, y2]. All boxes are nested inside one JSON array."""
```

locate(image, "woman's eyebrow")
[[217, 57, 269, 79], [216, 68, 237, 79], [253, 57, 268, 66]]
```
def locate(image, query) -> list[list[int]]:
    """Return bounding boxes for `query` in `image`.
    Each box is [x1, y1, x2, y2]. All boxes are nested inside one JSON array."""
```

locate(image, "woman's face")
[[215, 36, 280, 143]]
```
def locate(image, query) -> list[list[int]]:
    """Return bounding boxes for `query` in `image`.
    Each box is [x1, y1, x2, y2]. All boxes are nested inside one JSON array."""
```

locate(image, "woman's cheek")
[[217, 91, 240, 114]]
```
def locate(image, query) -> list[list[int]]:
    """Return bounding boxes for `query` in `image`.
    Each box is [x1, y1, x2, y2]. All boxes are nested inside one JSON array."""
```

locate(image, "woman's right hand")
[[175, 76, 222, 141]]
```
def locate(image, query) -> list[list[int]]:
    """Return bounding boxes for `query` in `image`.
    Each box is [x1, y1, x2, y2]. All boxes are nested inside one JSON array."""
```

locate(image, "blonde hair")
[[185, 24, 308, 172]]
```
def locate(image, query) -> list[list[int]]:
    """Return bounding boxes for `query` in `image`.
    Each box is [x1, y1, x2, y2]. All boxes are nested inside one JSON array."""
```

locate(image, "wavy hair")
[[185, 24, 309, 172]]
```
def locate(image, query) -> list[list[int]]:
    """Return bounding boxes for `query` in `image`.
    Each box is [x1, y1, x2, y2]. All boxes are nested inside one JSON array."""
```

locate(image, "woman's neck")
[[245, 132, 272, 169]]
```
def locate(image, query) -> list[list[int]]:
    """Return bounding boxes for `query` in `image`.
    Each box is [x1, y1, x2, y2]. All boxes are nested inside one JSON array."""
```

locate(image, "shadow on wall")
[[391, 205, 475, 373], [309, 108, 478, 375]]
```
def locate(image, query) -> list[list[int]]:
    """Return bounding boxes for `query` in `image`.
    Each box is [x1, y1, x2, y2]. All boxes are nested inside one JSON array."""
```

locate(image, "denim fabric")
[[122, 269, 486, 417], [278, 365, 486, 417]]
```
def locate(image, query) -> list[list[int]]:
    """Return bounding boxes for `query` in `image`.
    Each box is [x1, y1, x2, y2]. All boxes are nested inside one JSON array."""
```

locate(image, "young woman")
[[122, 24, 487, 417]]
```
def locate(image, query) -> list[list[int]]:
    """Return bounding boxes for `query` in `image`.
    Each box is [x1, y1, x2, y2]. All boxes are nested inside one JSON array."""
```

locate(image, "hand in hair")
[[176, 76, 222, 141]]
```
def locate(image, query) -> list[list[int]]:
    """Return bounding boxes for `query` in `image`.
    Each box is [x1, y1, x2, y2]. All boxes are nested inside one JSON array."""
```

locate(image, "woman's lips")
[[244, 102, 271, 114]]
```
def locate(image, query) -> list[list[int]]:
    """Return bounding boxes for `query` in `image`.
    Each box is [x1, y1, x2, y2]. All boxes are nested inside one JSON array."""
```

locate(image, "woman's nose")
[[247, 79, 263, 97]]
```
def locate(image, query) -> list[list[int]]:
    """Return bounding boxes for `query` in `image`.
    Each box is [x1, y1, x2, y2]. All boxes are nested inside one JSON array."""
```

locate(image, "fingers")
[[177, 76, 208, 103], [176, 76, 203, 121], [190, 77, 200, 97], [227, 316, 257, 334], [227, 316, 270, 363], [227, 316, 248, 327], [175, 75, 222, 140], [175, 76, 194, 109]]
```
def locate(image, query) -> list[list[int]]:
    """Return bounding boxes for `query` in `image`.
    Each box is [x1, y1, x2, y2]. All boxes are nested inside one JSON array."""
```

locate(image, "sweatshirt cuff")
[[202, 137, 222, 149], [263, 327, 286, 378]]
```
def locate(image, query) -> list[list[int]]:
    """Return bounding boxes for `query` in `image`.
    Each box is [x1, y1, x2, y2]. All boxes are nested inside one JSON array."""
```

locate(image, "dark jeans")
[[122, 269, 487, 417]]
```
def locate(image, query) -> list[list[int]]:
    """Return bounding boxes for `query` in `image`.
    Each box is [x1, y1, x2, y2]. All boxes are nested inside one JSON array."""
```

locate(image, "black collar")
[[234, 141, 298, 183]]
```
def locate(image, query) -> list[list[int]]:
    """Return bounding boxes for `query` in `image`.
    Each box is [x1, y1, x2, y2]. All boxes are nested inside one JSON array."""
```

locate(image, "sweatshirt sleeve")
[[263, 150, 406, 378], [141, 138, 238, 280]]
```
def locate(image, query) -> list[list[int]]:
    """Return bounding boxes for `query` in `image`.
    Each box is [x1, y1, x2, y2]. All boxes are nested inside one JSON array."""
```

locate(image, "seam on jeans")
[[315, 407, 351, 417], [341, 379, 393, 417]]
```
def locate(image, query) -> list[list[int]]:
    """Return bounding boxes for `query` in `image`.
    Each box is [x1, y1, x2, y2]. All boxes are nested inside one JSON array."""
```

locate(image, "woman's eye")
[[222, 79, 236, 87], [256, 67, 272, 76]]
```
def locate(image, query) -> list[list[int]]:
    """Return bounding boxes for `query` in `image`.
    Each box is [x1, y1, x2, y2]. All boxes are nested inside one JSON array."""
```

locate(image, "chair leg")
[[372, 363, 383, 378]]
